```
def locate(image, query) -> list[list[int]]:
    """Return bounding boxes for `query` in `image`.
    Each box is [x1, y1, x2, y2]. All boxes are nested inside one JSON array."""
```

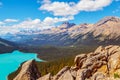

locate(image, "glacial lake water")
[[0, 50, 42, 80]]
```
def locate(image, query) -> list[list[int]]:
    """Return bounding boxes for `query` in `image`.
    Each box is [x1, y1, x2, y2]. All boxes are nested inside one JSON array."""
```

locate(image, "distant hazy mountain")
[[0, 38, 16, 53], [1, 16, 120, 46]]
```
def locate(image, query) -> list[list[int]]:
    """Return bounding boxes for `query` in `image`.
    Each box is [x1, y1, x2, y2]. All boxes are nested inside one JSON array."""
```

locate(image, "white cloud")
[[0, 21, 5, 25], [76, 0, 112, 11], [4, 19, 19, 23], [0, 19, 19, 26], [40, 2, 78, 16], [0, 18, 42, 35], [10, 18, 42, 30], [0, 16, 74, 35], [40, 0, 113, 16], [0, 0, 114, 35], [43, 16, 74, 26]]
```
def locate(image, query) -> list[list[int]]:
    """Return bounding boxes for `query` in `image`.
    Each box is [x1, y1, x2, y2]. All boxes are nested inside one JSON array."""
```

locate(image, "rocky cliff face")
[[14, 45, 120, 80], [13, 60, 41, 80]]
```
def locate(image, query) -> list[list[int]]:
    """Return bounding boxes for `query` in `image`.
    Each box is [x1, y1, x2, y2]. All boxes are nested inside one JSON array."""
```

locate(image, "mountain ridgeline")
[[2, 16, 120, 46], [0, 38, 16, 53]]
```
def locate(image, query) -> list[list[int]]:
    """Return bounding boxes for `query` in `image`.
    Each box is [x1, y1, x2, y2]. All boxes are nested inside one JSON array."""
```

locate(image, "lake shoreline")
[[0, 50, 42, 80]]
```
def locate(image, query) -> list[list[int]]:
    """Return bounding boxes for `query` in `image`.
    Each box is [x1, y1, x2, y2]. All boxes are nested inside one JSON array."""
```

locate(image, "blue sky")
[[0, 0, 120, 34], [0, 0, 120, 23]]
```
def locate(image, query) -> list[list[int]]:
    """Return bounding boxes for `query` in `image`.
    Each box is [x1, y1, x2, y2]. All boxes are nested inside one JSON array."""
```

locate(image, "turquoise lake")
[[0, 50, 42, 80]]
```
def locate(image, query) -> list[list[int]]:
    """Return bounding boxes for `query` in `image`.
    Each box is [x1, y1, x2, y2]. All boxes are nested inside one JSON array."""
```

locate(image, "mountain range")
[[0, 38, 16, 53], [0, 16, 120, 47]]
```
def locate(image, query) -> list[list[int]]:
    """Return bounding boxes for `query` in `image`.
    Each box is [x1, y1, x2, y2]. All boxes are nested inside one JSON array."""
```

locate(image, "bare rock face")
[[14, 45, 120, 80], [37, 73, 52, 80], [76, 69, 92, 80], [13, 60, 41, 80], [74, 45, 120, 80], [92, 16, 120, 41], [53, 66, 71, 80], [57, 70, 74, 80]]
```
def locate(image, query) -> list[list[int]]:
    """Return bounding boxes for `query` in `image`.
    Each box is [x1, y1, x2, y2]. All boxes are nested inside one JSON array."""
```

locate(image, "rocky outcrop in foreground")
[[14, 45, 120, 80], [13, 60, 41, 80]]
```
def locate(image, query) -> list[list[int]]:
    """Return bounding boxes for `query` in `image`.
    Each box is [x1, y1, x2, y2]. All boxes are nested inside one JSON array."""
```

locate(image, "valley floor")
[[8, 46, 97, 80]]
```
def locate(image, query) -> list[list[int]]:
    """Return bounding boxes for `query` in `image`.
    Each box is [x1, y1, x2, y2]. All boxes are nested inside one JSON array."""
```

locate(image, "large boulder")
[[74, 54, 87, 69], [53, 66, 70, 80], [13, 60, 41, 80], [74, 45, 120, 80], [76, 69, 91, 80]]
